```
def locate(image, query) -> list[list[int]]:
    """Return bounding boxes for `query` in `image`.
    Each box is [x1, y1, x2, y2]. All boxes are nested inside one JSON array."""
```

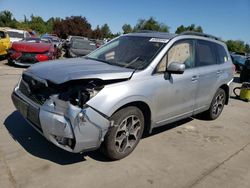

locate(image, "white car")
[[5, 28, 31, 43]]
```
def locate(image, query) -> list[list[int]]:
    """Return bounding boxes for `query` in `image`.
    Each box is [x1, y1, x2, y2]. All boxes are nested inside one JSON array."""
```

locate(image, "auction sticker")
[[149, 38, 169, 43]]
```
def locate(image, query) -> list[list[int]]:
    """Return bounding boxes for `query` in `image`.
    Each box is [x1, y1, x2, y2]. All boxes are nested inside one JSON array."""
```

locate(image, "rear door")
[[194, 40, 220, 112]]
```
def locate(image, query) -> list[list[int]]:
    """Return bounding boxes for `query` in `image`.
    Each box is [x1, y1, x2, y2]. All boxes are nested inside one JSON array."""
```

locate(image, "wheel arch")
[[219, 84, 229, 105], [112, 100, 152, 135]]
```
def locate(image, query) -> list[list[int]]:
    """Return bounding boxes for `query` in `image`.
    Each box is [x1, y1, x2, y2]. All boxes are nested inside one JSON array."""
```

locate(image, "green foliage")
[[175, 24, 203, 34], [100, 23, 112, 38], [133, 17, 169, 32], [0, 10, 17, 28], [29, 15, 47, 34], [122, 24, 133, 34], [91, 25, 102, 39], [245, 44, 250, 54], [226, 40, 249, 53]]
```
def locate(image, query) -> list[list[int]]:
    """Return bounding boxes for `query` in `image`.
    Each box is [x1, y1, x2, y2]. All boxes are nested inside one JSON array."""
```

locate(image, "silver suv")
[[12, 31, 234, 160]]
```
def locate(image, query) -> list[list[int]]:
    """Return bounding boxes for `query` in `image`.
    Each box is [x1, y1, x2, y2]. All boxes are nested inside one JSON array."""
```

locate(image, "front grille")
[[18, 53, 37, 64], [19, 76, 48, 105]]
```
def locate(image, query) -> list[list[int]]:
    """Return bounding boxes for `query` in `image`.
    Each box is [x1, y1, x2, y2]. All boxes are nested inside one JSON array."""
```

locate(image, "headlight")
[[87, 88, 100, 99]]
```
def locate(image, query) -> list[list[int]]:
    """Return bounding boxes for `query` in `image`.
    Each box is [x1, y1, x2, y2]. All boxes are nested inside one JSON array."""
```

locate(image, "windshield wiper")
[[84, 56, 115, 66]]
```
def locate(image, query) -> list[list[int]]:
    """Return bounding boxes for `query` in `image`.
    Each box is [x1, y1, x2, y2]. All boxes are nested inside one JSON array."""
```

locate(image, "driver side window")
[[156, 40, 194, 72]]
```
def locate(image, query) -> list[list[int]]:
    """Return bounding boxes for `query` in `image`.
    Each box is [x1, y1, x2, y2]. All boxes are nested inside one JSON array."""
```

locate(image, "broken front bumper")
[[11, 87, 110, 153]]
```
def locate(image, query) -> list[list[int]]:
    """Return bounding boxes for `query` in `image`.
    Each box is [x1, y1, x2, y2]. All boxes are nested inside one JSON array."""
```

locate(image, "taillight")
[[35, 54, 49, 62]]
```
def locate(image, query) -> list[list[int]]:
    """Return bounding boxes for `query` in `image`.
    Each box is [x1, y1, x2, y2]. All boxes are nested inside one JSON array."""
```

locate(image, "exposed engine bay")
[[19, 73, 126, 108]]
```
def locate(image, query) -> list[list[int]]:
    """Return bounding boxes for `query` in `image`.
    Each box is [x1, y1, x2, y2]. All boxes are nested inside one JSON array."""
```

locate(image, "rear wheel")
[[204, 88, 226, 120], [101, 106, 144, 160]]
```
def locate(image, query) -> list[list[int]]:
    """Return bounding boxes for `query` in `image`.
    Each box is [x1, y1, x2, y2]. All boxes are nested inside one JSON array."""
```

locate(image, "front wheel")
[[101, 106, 144, 160], [203, 88, 226, 120]]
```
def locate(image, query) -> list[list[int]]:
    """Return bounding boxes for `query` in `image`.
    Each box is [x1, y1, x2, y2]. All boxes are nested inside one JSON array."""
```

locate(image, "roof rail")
[[180, 31, 220, 41], [135, 30, 159, 33]]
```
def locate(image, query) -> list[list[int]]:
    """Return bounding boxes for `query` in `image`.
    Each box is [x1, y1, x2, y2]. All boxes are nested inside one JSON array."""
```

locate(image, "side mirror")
[[167, 62, 185, 74]]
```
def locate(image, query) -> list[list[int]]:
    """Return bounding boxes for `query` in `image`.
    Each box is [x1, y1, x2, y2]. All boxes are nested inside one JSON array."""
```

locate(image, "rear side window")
[[215, 43, 228, 64], [0, 31, 6, 39], [196, 40, 216, 66]]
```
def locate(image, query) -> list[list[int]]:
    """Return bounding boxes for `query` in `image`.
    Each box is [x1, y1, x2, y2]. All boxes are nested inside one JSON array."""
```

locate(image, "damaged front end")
[[12, 73, 112, 153]]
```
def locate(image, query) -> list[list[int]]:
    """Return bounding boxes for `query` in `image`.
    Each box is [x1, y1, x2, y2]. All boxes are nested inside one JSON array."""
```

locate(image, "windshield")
[[7, 31, 24, 38], [86, 36, 166, 70]]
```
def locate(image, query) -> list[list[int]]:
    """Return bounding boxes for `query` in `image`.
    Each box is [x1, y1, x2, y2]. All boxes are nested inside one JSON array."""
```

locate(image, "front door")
[[153, 39, 198, 126]]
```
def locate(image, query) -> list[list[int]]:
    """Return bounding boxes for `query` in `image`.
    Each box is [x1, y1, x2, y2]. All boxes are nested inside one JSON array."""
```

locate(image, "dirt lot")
[[0, 59, 249, 188]]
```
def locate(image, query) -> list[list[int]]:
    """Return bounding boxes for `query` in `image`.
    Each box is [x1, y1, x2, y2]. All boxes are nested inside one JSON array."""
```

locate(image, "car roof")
[[5, 28, 25, 33]]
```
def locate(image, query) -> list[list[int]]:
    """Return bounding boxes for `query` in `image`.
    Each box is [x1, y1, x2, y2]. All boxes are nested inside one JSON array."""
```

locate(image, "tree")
[[122, 24, 132, 34], [53, 16, 92, 39], [29, 15, 47, 34], [100, 23, 111, 38], [91, 25, 102, 39], [226, 40, 246, 53], [175, 24, 203, 34], [0, 10, 17, 28], [245, 44, 250, 54], [133, 17, 169, 32]]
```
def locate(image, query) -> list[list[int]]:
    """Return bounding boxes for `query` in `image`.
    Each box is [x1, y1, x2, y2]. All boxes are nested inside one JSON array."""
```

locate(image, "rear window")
[[72, 39, 96, 50], [196, 40, 216, 66], [215, 44, 228, 64]]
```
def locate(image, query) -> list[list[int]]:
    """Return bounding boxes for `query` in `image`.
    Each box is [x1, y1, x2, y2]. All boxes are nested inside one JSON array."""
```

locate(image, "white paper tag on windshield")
[[149, 38, 169, 43]]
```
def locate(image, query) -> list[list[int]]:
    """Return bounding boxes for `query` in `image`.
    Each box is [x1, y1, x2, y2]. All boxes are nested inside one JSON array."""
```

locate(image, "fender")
[[86, 81, 155, 120]]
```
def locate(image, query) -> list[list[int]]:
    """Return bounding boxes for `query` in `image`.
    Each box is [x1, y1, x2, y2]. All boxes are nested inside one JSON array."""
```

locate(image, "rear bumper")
[[12, 87, 110, 153]]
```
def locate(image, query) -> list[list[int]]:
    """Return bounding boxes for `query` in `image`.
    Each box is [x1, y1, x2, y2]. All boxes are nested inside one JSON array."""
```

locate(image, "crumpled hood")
[[24, 58, 134, 84], [11, 41, 52, 53]]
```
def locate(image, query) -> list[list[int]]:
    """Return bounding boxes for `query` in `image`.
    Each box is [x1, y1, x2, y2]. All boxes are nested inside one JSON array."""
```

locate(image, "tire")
[[204, 88, 226, 120], [101, 106, 144, 160]]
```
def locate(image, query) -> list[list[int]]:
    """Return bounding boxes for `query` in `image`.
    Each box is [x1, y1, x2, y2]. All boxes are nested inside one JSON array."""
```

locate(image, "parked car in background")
[[8, 37, 58, 66], [41, 35, 62, 49], [93, 39, 105, 48], [240, 57, 250, 82], [231, 54, 246, 72], [12, 31, 234, 160], [65, 36, 97, 57], [5, 28, 31, 43], [0, 29, 11, 57]]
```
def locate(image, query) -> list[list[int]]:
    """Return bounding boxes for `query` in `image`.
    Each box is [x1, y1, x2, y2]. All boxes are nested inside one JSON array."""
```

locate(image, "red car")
[[8, 38, 60, 66]]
